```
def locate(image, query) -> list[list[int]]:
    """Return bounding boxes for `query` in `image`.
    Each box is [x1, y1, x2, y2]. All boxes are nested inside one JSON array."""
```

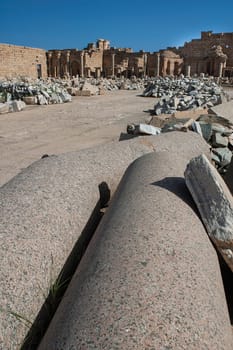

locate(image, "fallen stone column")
[[39, 150, 232, 349], [0, 132, 209, 349]]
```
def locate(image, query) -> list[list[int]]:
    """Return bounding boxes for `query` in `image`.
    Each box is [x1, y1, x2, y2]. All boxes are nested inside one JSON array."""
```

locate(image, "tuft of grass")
[[0, 306, 32, 328], [9, 310, 33, 328]]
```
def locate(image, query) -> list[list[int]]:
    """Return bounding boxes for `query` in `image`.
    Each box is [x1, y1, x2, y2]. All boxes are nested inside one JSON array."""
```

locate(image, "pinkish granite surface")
[[0, 132, 210, 349], [39, 150, 232, 349]]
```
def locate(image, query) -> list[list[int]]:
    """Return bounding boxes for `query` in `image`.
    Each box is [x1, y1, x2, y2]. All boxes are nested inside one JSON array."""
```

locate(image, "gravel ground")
[[0, 90, 156, 186]]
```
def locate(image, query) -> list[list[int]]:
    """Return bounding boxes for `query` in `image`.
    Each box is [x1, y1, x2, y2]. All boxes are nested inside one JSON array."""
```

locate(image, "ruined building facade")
[[47, 31, 233, 79], [1, 31, 233, 79], [47, 39, 184, 79], [0, 44, 47, 79], [179, 31, 233, 77]]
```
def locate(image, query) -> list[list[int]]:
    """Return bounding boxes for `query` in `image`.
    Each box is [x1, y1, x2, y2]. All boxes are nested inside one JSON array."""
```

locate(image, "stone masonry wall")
[[84, 50, 103, 72], [179, 31, 233, 76], [2, 31, 233, 79], [0, 44, 47, 79]]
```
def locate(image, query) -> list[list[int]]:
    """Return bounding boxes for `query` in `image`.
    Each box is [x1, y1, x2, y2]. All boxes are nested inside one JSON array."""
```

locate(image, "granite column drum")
[[0, 133, 209, 349], [39, 151, 233, 349]]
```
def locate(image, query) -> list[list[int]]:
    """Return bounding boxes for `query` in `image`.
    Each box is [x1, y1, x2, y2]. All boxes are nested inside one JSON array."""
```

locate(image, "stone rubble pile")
[[162, 114, 233, 173], [0, 76, 147, 114], [189, 114, 233, 173], [128, 113, 233, 174], [143, 79, 233, 174], [142, 77, 227, 114], [0, 78, 72, 114], [71, 77, 146, 95]]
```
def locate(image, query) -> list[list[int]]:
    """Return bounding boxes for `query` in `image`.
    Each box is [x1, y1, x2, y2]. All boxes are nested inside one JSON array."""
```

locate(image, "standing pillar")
[[56, 51, 61, 78], [186, 64, 191, 77], [143, 53, 147, 77], [86, 67, 91, 78], [156, 53, 160, 76], [111, 53, 115, 77], [95, 67, 101, 78], [219, 62, 223, 78], [163, 58, 167, 77], [80, 52, 84, 78], [65, 51, 70, 78], [169, 61, 175, 76], [47, 52, 52, 77]]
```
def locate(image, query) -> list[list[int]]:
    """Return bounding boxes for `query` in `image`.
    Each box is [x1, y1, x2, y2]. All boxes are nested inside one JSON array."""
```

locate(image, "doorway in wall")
[[37, 64, 42, 78]]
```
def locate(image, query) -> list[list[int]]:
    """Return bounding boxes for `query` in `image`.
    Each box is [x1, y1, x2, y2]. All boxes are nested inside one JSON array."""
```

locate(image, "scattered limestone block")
[[212, 133, 228, 147], [23, 96, 37, 105], [8, 100, 26, 112], [127, 123, 161, 135], [37, 94, 48, 105], [185, 154, 233, 272], [66, 87, 78, 96], [211, 147, 232, 167], [60, 92, 72, 103], [76, 90, 91, 96], [99, 87, 105, 95], [192, 121, 203, 137], [0, 102, 10, 114], [81, 82, 99, 95]]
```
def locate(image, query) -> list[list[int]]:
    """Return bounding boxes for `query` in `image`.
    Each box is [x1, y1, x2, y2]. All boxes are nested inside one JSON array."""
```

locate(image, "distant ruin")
[[1, 31, 233, 79], [0, 43, 47, 79]]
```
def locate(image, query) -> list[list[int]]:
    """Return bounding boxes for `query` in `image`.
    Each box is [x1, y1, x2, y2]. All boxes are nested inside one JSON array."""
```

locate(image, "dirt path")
[[0, 90, 156, 186]]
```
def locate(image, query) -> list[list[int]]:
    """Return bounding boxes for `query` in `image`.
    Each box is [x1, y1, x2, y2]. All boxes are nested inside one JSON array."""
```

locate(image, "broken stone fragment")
[[8, 100, 26, 112], [23, 96, 37, 105], [199, 122, 212, 142], [0, 102, 10, 114], [212, 123, 228, 134], [127, 123, 161, 135], [37, 94, 48, 105], [211, 147, 232, 167], [184, 154, 233, 272], [228, 133, 233, 147], [59, 92, 72, 103], [138, 123, 161, 135], [81, 82, 99, 95], [66, 87, 78, 96], [192, 121, 203, 137], [212, 133, 228, 147]]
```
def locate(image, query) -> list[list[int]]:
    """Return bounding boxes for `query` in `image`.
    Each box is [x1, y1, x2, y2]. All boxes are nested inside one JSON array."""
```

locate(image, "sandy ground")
[[0, 90, 156, 186]]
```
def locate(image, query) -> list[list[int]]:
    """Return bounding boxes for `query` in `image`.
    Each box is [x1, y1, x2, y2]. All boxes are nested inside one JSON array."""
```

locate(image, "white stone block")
[[0, 102, 9, 114], [185, 154, 233, 272]]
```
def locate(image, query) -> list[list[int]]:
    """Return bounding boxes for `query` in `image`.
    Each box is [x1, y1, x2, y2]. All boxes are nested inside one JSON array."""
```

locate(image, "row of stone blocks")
[[0, 132, 232, 349]]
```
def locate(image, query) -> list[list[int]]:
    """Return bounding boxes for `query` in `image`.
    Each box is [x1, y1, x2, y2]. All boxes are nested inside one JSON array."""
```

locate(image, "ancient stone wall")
[[2, 31, 233, 80], [103, 50, 146, 78], [179, 31, 233, 77], [0, 44, 47, 79], [84, 50, 103, 76]]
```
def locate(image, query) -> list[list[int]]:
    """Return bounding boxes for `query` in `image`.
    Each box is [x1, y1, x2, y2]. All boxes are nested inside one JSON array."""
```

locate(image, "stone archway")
[[71, 60, 80, 77], [166, 60, 171, 75], [174, 62, 180, 75]]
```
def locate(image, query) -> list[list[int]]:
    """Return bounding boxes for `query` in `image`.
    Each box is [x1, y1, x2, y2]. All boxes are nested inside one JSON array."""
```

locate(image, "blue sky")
[[1, 0, 233, 52]]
